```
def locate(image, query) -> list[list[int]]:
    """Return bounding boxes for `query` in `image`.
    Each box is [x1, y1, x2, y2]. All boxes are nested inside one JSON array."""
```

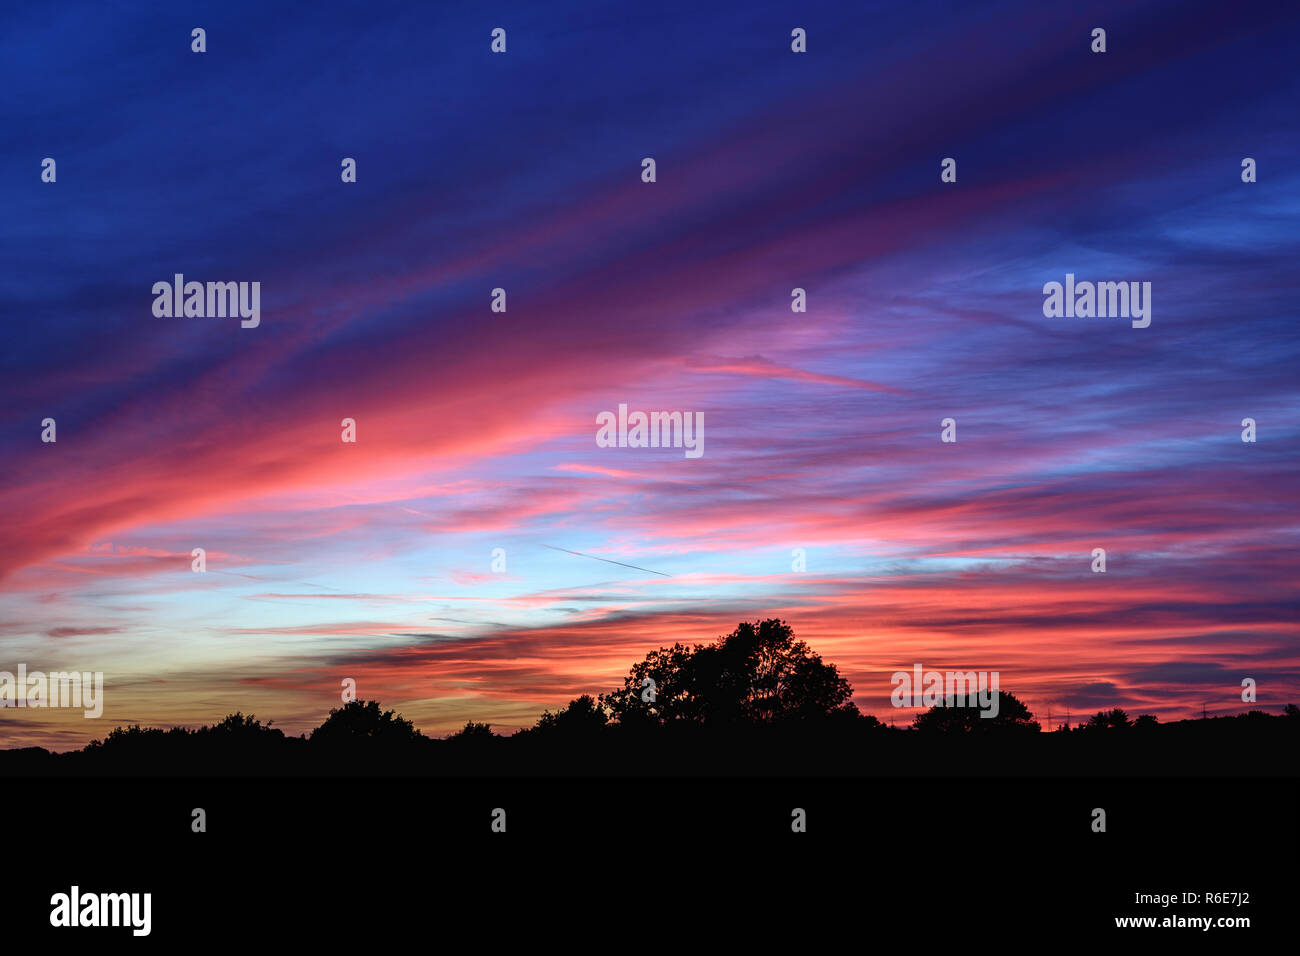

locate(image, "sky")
[[1, 0, 1298, 750]]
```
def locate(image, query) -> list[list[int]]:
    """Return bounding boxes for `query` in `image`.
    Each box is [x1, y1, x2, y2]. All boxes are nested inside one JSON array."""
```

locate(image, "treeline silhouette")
[[2, 619, 1296, 777]]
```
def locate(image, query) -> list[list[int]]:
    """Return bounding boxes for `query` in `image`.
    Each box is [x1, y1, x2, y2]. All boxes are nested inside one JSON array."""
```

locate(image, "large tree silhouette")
[[912, 690, 1040, 733], [600, 618, 858, 726], [310, 700, 421, 744]]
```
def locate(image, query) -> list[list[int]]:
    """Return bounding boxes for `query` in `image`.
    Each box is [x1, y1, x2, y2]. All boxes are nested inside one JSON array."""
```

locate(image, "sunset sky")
[[2, 0, 1298, 750]]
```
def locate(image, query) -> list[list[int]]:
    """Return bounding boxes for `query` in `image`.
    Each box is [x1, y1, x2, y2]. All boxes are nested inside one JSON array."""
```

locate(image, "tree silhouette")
[[202, 712, 282, 739], [1084, 708, 1132, 730], [310, 700, 421, 744], [531, 694, 609, 736], [449, 721, 496, 740], [912, 690, 1040, 733], [601, 619, 857, 726], [86, 724, 179, 751]]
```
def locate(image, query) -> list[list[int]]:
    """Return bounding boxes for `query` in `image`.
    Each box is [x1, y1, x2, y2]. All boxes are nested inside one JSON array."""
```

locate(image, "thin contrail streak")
[[542, 544, 671, 577]]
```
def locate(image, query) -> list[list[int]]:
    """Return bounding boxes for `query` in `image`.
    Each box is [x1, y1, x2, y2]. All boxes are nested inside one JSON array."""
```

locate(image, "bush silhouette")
[[200, 712, 282, 739]]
